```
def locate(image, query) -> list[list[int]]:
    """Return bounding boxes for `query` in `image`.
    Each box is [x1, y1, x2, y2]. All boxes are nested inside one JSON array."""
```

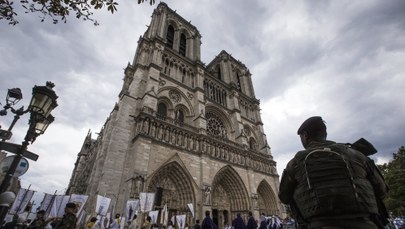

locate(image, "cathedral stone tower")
[[67, 2, 282, 226]]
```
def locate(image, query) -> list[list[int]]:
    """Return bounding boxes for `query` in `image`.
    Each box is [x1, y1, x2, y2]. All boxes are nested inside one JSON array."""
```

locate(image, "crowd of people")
[[1, 202, 78, 229], [83, 210, 290, 229], [228, 212, 286, 229], [200, 210, 288, 229]]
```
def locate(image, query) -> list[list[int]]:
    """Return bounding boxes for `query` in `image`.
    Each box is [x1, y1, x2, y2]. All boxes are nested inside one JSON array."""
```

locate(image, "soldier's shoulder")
[[293, 149, 309, 161]]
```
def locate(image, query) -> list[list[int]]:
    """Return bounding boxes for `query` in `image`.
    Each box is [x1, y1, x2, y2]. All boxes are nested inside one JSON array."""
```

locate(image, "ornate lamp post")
[[0, 82, 58, 222], [0, 88, 23, 141]]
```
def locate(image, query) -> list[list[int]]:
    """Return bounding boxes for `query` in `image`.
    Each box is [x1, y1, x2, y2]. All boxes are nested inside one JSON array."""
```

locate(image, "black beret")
[[65, 202, 76, 209], [297, 116, 326, 135]]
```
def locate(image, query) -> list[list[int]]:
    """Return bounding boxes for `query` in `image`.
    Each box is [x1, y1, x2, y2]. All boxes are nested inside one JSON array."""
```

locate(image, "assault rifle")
[[349, 138, 389, 228], [350, 138, 377, 156]]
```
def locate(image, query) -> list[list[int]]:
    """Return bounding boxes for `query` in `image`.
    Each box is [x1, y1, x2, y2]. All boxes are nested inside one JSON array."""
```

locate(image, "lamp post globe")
[[28, 81, 58, 121], [6, 88, 23, 107]]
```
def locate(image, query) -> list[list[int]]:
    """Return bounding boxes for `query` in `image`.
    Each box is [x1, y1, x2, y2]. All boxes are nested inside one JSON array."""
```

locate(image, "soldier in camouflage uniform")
[[27, 210, 47, 229], [279, 116, 388, 229], [53, 202, 77, 229]]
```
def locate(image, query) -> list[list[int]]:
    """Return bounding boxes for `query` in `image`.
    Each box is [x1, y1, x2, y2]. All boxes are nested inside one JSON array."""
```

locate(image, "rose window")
[[206, 112, 226, 138]]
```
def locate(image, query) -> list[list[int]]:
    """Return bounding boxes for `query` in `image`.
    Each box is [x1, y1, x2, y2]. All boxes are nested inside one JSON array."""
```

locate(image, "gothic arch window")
[[157, 102, 167, 120], [206, 112, 227, 138], [215, 65, 221, 80], [164, 59, 170, 75], [191, 73, 195, 88], [166, 25, 174, 49], [179, 33, 187, 57], [236, 72, 242, 92], [182, 69, 186, 84]]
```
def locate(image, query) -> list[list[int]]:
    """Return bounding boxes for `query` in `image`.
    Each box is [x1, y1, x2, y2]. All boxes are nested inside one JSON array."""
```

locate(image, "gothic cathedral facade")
[[67, 2, 282, 226]]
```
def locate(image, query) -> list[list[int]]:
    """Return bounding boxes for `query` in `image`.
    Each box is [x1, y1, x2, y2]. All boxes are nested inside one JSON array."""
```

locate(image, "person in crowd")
[[193, 220, 201, 229], [2, 214, 19, 229], [258, 213, 266, 229], [246, 212, 256, 229], [128, 215, 138, 229], [142, 216, 152, 229], [269, 216, 282, 229], [201, 211, 216, 229], [167, 220, 173, 229], [232, 213, 246, 229], [86, 217, 97, 229], [27, 210, 47, 229], [52, 202, 77, 229], [110, 214, 121, 229], [279, 116, 389, 228]]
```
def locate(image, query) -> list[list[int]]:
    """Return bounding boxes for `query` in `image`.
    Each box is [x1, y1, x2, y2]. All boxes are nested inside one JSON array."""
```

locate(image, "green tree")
[[378, 146, 405, 217], [1, 0, 155, 25]]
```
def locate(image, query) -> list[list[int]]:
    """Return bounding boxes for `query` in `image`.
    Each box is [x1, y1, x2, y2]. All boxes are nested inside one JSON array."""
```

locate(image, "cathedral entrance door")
[[212, 209, 230, 229], [212, 209, 218, 228]]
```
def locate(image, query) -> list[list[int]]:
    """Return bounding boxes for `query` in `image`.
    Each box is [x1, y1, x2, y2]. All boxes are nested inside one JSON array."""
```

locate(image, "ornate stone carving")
[[203, 185, 211, 206], [169, 90, 181, 103], [206, 112, 226, 138], [251, 193, 258, 208], [187, 92, 193, 100]]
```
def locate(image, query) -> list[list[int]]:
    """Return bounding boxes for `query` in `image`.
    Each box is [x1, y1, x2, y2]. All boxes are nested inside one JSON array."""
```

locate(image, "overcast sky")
[[1, 0, 404, 201]]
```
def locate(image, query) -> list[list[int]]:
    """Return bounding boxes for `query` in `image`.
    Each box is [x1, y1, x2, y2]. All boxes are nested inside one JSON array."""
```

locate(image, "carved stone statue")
[[204, 186, 211, 205]]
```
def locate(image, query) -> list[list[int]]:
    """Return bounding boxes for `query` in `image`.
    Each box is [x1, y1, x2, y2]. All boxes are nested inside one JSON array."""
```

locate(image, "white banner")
[[126, 199, 139, 221], [70, 194, 88, 216], [149, 210, 159, 224], [39, 193, 54, 213], [49, 195, 70, 218], [96, 195, 111, 216], [139, 192, 155, 212], [176, 215, 186, 229], [9, 188, 35, 214], [160, 204, 168, 226], [187, 203, 194, 218]]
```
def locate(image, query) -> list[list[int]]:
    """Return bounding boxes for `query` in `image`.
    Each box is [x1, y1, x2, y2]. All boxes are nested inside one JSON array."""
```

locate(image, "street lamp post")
[[0, 88, 23, 141], [0, 82, 58, 223]]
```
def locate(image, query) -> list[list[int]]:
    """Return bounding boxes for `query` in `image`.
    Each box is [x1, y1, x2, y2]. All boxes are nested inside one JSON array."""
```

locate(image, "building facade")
[[67, 2, 282, 227]]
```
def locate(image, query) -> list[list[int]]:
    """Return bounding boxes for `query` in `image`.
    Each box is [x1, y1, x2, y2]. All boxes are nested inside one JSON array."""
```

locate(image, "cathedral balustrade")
[[132, 113, 277, 175]]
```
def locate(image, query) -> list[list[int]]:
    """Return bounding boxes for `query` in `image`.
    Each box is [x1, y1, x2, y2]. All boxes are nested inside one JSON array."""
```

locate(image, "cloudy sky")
[[1, 0, 404, 202]]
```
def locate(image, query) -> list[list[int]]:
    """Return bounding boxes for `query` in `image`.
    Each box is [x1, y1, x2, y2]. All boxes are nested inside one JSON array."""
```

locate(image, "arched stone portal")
[[147, 161, 196, 225], [257, 180, 279, 215], [211, 166, 250, 229]]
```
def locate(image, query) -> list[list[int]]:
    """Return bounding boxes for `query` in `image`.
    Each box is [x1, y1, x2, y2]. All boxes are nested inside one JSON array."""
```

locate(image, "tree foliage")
[[377, 146, 405, 217], [0, 0, 155, 25]]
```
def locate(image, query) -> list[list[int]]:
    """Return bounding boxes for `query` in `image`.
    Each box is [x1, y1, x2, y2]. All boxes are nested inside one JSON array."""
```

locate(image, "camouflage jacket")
[[27, 218, 47, 229], [54, 213, 77, 229]]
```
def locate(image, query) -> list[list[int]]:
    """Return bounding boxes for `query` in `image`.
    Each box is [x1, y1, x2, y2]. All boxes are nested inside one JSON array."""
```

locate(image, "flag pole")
[[15, 184, 31, 214], [45, 190, 58, 218]]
